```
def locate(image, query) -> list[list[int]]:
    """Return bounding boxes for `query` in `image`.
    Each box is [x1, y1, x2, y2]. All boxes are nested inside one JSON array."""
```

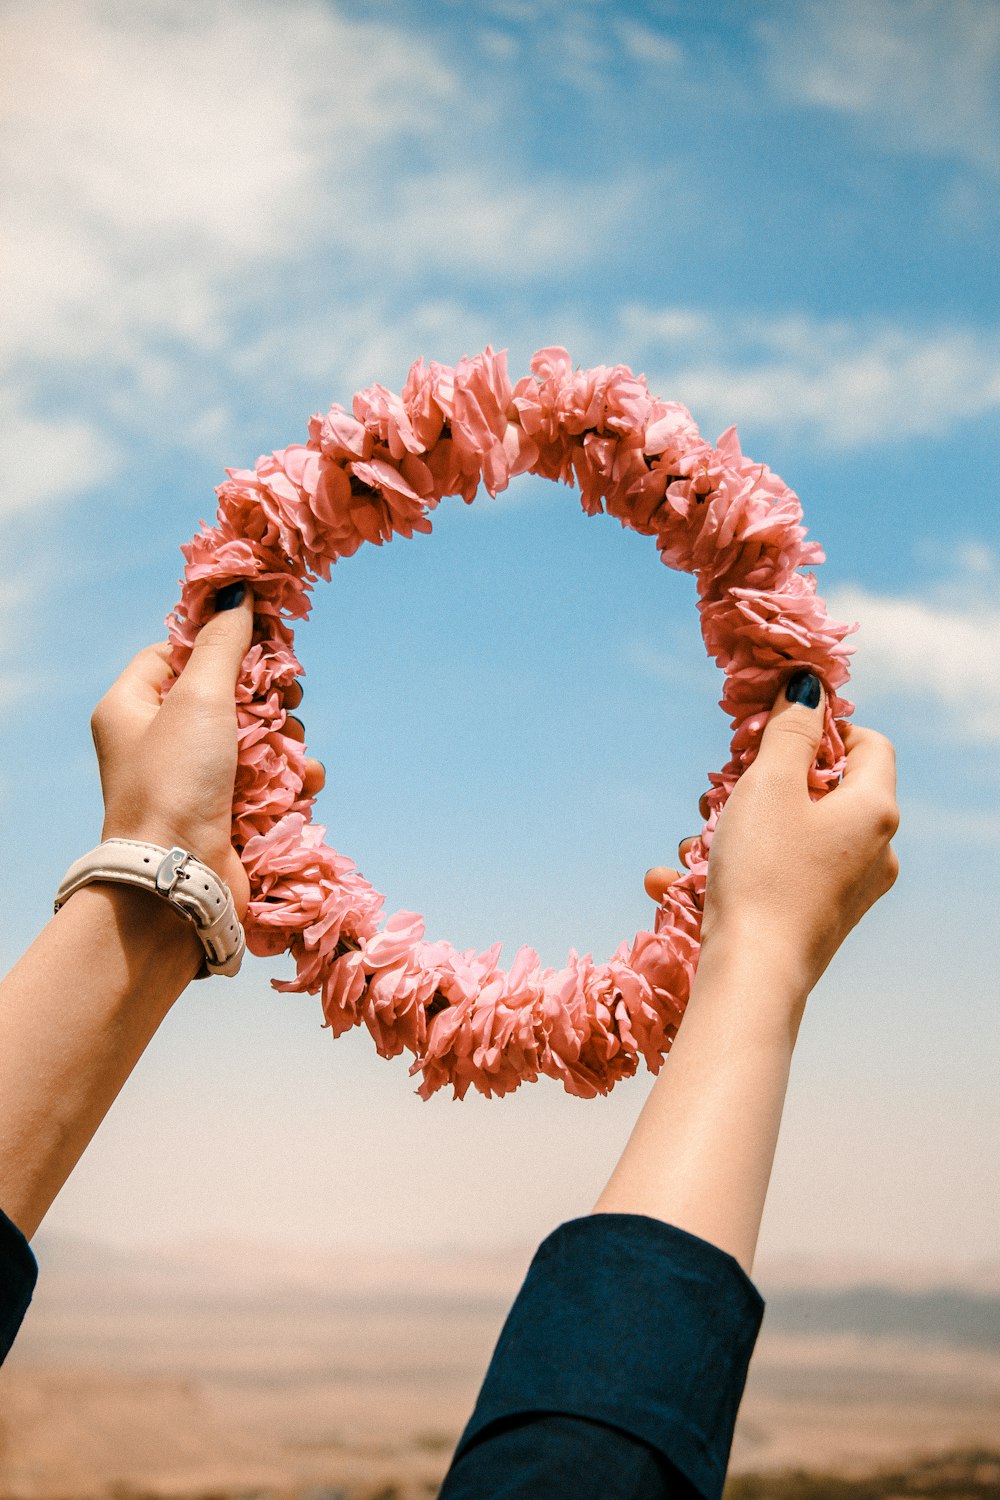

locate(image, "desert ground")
[[2, 1234, 1000, 1499]]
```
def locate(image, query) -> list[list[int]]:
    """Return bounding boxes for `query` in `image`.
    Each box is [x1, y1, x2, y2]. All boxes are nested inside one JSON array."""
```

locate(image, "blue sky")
[[3, 0, 999, 1275]]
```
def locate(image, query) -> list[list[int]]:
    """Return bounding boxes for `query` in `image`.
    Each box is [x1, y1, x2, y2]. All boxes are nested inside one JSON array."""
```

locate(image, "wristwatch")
[[53, 838, 246, 979]]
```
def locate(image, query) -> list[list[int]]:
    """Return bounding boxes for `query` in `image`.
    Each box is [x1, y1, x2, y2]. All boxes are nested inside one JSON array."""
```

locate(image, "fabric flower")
[[165, 345, 855, 1101]]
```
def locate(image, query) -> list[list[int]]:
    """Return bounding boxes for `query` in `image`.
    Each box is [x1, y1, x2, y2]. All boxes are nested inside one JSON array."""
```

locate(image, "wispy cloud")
[[826, 547, 1000, 742], [0, 558, 62, 787], [0, 0, 452, 507], [1, 0, 456, 366], [614, 18, 683, 68], [898, 801, 1000, 847], [622, 306, 1000, 447], [0, 571, 34, 707], [1, 395, 121, 520], [760, 0, 1000, 173], [2, 0, 659, 512], [625, 544, 1000, 748], [624, 638, 719, 695]]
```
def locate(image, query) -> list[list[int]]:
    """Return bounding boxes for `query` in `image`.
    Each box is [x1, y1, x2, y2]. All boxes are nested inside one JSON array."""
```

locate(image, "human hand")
[[90, 585, 325, 921], [645, 669, 899, 1002]]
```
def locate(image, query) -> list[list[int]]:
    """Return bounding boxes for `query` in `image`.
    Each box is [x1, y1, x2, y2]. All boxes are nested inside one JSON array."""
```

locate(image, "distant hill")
[[10, 1231, 1000, 1492], [763, 1286, 1000, 1351], [25, 1228, 1000, 1352], [726, 1449, 1000, 1500]]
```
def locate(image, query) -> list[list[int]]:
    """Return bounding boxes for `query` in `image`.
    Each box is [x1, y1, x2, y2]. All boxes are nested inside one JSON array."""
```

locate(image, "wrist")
[[85, 880, 204, 984], [101, 819, 225, 881], [99, 823, 247, 924], [694, 925, 811, 1046]]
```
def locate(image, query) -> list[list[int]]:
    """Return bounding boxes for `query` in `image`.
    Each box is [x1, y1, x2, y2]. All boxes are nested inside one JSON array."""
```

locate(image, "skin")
[[0, 589, 898, 1280], [594, 685, 899, 1274], [0, 589, 325, 1238]]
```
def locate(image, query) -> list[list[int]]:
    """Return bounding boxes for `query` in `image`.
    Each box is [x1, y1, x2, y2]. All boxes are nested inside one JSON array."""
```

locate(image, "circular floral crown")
[[165, 346, 855, 1100]]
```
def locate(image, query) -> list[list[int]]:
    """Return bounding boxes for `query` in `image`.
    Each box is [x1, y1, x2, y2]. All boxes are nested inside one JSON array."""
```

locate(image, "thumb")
[[754, 667, 826, 783], [179, 582, 254, 700]]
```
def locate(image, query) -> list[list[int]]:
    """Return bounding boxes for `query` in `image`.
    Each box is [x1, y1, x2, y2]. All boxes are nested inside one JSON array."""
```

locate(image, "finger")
[[839, 722, 897, 798], [147, 641, 174, 669], [178, 584, 255, 702], [835, 723, 899, 834], [877, 843, 900, 895], [107, 641, 176, 709], [644, 865, 683, 902], [285, 680, 304, 711], [754, 668, 826, 785], [284, 714, 305, 743], [698, 792, 711, 822], [302, 758, 326, 796], [678, 835, 697, 866]]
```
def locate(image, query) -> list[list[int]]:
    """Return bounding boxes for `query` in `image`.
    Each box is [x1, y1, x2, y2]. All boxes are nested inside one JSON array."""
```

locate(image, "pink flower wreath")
[[164, 346, 855, 1101]]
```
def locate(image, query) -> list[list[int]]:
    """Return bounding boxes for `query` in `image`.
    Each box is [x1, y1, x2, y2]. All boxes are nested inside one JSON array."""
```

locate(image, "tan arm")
[[594, 672, 899, 1278], [0, 885, 201, 1238], [0, 585, 325, 1241]]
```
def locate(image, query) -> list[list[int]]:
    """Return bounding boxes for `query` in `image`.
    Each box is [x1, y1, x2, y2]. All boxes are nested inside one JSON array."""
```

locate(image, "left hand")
[[91, 586, 325, 922]]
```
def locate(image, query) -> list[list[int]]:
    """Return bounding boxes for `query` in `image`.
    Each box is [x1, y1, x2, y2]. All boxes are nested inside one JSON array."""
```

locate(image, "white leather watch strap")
[[53, 838, 246, 979]]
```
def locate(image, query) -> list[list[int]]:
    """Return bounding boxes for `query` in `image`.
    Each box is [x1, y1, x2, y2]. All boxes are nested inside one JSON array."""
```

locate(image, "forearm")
[[592, 934, 807, 1278], [0, 883, 203, 1239]]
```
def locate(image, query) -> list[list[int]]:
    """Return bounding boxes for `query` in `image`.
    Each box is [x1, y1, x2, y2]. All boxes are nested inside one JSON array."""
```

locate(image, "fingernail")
[[785, 669, 821, 709], [214, 581, 245, 612]]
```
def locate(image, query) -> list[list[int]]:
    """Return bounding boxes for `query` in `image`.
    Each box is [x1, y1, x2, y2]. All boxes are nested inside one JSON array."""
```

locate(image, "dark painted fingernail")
[[785, 669, 821, 709], [214, 581, 245, 611]]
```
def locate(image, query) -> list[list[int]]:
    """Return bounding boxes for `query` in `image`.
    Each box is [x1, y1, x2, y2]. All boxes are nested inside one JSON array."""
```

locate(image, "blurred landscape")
[[2, 1234, 1000, 1500]]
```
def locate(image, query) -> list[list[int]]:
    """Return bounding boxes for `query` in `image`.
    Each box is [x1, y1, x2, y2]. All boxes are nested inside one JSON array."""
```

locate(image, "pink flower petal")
[[168, 345, 854, 1100]]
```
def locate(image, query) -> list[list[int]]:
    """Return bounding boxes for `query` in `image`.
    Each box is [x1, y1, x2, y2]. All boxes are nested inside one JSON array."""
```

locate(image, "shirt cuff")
[[0, 1204, 38, 1365], [451, 1214, 765, 1500]]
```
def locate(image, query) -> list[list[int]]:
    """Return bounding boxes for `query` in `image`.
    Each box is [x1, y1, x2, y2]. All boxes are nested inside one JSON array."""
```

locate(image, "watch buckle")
[[155, 846, 190, 895]]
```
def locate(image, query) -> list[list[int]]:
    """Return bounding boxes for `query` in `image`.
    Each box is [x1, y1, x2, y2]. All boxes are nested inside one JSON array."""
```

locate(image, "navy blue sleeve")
[[438, 1214, 765, 1500], [0, 1204, 38, 1364], [439, 1412, 693, 1498]]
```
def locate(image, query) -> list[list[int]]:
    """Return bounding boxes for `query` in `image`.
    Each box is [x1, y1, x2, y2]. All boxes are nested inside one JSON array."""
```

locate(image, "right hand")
[[645, 669, 899, 1000]]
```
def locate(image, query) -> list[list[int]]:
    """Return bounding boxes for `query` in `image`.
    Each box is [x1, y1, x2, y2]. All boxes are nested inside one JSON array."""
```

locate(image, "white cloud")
[[0, 0, 458, 371], [615, 19, 683, 67], [1, 395, 121, 518], [634, 309, 712, 345], [628, 541, 1000, 748], [333, 166, 649, 279], [0, 0, 459, 508], [899, 801, 1000, 846], [233, 295, 495, 409], [2, 0, 658, 511], [624, 639, 719, 695], [622, 538, 1000, 749], [478, 27, 521, 60], [0, 560, 56, 739], [622, 305, 1000, 447], [952, 541, 998, 577], [826, 550, 1000, 742], [627, 546, 1000, 747], [760, 0, 1000, 172]]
